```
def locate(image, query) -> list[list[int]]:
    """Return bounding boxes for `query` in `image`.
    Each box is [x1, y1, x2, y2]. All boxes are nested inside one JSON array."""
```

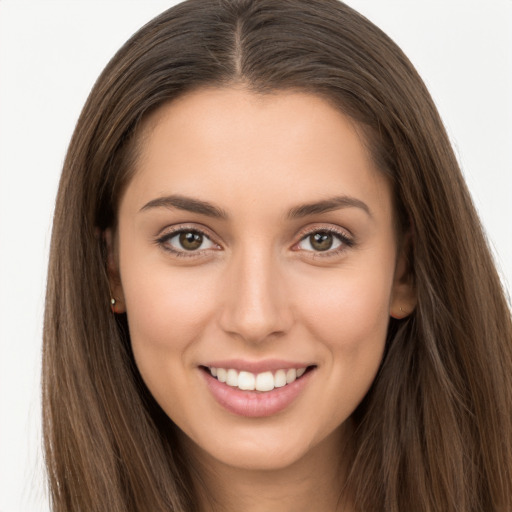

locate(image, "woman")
[[42, 0, 512, 510]]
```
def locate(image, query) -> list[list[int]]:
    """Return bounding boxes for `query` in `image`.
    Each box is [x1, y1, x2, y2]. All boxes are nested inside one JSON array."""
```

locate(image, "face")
[[109, 88, 414, 472]]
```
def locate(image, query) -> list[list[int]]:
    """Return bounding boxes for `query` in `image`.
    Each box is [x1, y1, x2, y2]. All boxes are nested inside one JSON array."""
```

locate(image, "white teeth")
[[255, 371, 274, 392], [286, 368, 297, 384], [208, 366, 309, 392], [274, 369, 287, 388], [238, 371, 255, 390], [217, 368, 227, 383], [226, 369, 238, 387]]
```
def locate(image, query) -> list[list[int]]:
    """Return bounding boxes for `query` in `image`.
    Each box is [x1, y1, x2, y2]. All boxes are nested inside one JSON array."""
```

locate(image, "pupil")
[[311, 232, 333, 251], [179, 232, 202, 250]]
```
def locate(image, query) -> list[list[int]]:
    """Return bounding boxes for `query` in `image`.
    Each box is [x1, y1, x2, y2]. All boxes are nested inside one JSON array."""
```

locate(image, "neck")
[[182, 423, 355, 512]]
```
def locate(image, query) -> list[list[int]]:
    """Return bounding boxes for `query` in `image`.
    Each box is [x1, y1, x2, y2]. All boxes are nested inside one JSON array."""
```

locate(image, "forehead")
[[121, 87, 392, 222]]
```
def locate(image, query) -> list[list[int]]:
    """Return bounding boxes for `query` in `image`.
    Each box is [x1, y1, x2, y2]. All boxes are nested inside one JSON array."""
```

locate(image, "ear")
[[389, 235, 417, 319], [104, 229, 126, 314]]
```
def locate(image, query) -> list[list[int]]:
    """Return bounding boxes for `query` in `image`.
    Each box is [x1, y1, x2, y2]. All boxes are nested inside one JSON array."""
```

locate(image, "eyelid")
[[293, 224, 355, 255], [155, 224, 222, 256], [153, 222, 354, 259]]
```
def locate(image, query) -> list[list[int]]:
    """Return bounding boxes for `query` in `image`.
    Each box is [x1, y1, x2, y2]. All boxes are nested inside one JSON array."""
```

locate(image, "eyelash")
[[155, 225, 355, 259], [155, 225, 219, 258], [294, 226, 355, 258]]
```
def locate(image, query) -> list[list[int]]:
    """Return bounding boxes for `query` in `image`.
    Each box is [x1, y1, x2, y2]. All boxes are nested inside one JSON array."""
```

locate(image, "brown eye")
[[309, 232, 333, 251], [296, 229, 348, 254], [179, 231, 203, 250], [161, 229, 216, 253]]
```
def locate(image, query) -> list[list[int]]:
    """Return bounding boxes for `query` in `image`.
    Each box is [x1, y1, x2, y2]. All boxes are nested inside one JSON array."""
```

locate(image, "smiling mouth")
[[201, 365, 316, 393]]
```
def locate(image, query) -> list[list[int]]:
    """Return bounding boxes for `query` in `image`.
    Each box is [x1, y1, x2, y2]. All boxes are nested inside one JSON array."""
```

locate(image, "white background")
[[0, 1, 511, 511]]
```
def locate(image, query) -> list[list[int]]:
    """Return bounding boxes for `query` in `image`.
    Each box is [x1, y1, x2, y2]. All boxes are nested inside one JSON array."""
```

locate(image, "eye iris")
[[179, 231, 203, 250], [310, 232, 333, 251]]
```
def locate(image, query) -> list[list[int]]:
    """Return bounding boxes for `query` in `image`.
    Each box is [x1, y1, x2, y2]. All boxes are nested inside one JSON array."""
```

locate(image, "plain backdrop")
[[0, 1, 511, 511]]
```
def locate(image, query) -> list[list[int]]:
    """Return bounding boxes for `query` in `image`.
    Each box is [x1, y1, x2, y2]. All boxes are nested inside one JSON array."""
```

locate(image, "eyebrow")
[[287, 196, 372, 219], [139, 194, 372, 219], [140, 194, 228, 219]]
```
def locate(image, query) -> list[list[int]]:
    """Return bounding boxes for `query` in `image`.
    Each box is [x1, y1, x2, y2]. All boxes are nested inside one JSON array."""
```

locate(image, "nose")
[[218, 247, 293, 344]]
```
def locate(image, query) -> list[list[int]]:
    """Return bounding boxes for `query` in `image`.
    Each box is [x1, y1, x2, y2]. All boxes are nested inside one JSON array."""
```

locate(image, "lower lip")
[[201, 368, 314, 418]]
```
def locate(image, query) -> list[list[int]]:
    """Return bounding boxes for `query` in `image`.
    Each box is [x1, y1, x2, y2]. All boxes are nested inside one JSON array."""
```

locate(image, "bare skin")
[[183, 422, 351, 512], [108, 87, 416, 512]]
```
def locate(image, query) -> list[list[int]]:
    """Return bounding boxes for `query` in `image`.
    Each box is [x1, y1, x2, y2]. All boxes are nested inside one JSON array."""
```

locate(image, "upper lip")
[[200, 359, 315, 373]]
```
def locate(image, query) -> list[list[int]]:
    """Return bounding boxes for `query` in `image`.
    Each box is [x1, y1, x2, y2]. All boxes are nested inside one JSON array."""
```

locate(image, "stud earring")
[[110, 297, 116, 313], [390, 306, 407, 319]]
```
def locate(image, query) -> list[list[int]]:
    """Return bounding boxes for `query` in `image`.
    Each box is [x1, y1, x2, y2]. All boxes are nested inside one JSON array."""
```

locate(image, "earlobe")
[[390, 236, 417, 319], [104, 229, 126, 314]]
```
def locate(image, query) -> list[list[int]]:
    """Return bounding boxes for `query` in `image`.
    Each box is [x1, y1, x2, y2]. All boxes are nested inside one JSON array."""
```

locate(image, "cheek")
[[122, 260, 216, 346], [119, 253, 219, 403], [290, 263, 393, 428], [295, 261, 394, 352]]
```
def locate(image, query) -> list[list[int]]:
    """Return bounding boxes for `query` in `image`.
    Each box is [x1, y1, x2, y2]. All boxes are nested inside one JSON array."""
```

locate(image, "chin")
[[180, 419, 346, 474]]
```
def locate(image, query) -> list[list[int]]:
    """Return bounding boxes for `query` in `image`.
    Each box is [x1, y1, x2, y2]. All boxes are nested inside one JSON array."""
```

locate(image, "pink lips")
[[200, 361, 315, 418]]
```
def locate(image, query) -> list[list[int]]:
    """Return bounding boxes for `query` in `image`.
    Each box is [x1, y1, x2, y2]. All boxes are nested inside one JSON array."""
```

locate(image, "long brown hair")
[[43, 0, 512, 510]]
